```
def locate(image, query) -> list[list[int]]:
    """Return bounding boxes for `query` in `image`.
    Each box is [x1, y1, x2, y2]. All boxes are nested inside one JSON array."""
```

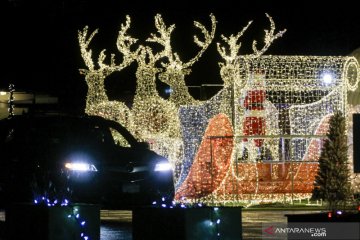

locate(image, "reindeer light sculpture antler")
[[251, 13, 286, 58], [78, 15, 139, 107], [217, 13, 286, 87], [78, 16, 139, 143], [79, 15, 139, 76], [147, 14, 217, 106]]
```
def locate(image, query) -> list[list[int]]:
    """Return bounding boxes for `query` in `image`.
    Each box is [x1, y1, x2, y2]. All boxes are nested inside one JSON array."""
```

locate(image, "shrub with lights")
[[312, 111, 353, 211]]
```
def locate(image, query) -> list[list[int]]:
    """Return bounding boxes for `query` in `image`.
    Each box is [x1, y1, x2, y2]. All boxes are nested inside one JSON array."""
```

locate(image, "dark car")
[[0, 113, 174, 209]]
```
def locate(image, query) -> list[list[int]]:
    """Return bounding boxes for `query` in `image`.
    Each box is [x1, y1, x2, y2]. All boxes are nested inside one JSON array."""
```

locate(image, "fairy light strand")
[[34, 197, 90, 240]]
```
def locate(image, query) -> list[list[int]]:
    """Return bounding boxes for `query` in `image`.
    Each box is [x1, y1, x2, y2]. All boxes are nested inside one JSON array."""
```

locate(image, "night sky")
[[1, 0, 360, 112]]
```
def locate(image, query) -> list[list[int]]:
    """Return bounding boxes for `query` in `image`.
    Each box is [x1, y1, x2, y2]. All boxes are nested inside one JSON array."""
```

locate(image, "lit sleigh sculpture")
[[175, 15, 360, 204]]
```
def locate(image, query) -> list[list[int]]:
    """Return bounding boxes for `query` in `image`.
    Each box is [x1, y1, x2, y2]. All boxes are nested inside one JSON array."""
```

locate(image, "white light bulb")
[[322, 73, 333, 85]]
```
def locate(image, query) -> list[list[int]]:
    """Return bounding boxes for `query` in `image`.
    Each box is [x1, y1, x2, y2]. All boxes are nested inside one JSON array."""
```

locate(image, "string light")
[[78, 13, 360, 205], [8, 84, 15, 118], [34, 197, 90, 240], [176, 55, 359, 204], [78, 16, 138, 146], [156, 14, 217, 107]]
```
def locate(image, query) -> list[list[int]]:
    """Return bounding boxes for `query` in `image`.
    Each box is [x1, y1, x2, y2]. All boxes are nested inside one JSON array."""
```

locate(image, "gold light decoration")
[[136, 14, 217, 175], [78, 16, 139, 145], [217, 13, 286, 88], [155, 14, 217, 107], [131, 45, 181, 140], [78, 13, 360, 206]]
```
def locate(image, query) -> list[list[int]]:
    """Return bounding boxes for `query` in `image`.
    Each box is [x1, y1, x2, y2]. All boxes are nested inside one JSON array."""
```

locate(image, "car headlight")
[[65, 162, 98, 172], [154, 162, 172, 172]]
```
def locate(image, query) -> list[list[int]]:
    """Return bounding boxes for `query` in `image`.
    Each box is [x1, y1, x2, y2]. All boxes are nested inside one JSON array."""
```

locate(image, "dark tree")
[[312, 111, 353, 210]]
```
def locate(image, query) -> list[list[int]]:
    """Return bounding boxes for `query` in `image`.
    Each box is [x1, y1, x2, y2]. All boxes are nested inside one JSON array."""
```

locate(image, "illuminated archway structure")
[[79, 14, 360, 205]]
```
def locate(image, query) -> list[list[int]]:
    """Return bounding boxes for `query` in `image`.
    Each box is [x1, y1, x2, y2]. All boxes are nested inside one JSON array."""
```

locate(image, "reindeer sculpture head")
[[78, 15, 139, 108], [134, 45, 164, 98], [217, 13, 286, 88], [146, 14, 216, 106], [132, 43, 182, 140]]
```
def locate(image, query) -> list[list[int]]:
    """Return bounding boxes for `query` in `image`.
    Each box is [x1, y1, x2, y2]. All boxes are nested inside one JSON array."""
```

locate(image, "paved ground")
[[0, 209, 322, 239], [242, 210, 322, 239], [99, 209, 322, 240]]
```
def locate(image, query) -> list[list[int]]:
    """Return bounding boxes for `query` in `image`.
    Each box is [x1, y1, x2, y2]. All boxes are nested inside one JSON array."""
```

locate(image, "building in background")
[[0, 90, 58, 119]]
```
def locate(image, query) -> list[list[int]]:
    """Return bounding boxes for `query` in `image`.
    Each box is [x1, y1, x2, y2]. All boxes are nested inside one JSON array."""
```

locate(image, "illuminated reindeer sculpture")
[[151, 14, 217, 107], [131, 45, 180, 139], [78, 16, 139, 135]]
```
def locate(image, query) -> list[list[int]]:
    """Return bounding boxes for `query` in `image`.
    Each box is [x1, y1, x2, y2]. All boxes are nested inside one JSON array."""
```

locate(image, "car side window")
[[67, 122, 111, 146], [109, 127, 131, 147], [89, 124, 114, 145]]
